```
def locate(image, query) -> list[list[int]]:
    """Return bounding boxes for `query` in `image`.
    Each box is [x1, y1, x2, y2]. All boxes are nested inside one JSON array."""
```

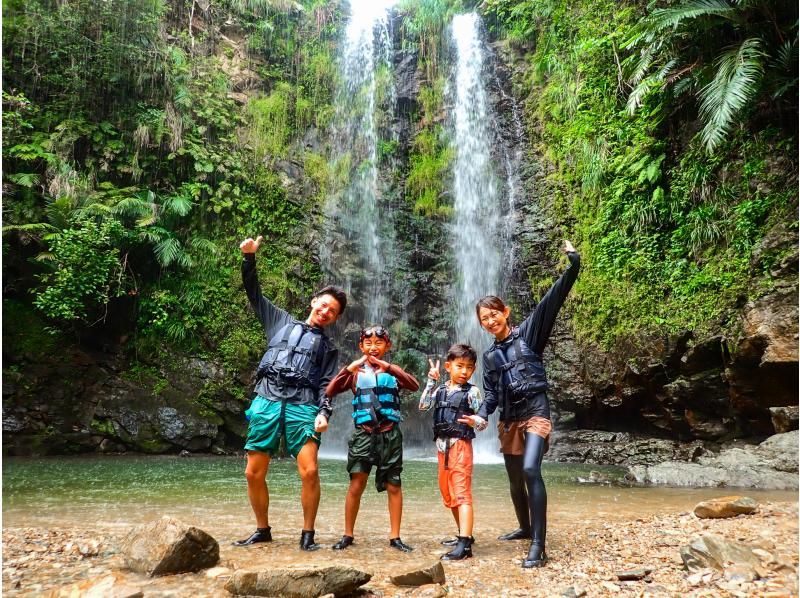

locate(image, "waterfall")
[[320, 8, 520, 464], [319, 0, 398, 458], [322, 0, 397, 325], [449, 13, 512, 462]]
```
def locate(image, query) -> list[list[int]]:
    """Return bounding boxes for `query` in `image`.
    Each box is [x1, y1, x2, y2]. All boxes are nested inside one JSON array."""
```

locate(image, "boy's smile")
[[445, 357, 476, 385], [360, 336, 390, 359]]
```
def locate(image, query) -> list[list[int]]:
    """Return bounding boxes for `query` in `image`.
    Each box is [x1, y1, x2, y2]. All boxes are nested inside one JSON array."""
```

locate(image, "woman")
[[466, 239, 579, 568]]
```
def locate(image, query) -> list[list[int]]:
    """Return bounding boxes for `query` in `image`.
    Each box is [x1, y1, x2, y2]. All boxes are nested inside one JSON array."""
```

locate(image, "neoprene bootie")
[[440, 536, 473, 561], [232, 527, 272, 546], [521, 541, 547, 568], [332, 535, 354, 550], [300, 529, 321, 551], [389, 537, 413, 552], [497, 527, 531, 541], [441, 535, 475, 546]]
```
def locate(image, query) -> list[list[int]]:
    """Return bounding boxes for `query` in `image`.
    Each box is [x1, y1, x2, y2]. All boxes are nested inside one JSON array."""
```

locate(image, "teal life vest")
[[351, 367, 402, 426]]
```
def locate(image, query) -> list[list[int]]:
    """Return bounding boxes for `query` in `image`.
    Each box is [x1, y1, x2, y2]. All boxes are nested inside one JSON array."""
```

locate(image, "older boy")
[[235, 235, 347, 551], [326, 325, 420, 552], [419, 343, 486, 560]]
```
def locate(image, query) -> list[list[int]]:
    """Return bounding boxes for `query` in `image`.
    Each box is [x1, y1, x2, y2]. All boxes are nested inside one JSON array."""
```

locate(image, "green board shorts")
[[244, 395, 320, 457], [347, 425, 403, 492]]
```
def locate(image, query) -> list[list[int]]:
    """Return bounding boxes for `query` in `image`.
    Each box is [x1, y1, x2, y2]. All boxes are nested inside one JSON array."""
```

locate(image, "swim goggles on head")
[[360, 326, 390, 341]]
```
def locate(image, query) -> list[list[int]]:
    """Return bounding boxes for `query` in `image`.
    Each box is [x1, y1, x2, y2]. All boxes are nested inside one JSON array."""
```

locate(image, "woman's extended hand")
[[563, 239, 576, 254], [240, 236, 263, 254]]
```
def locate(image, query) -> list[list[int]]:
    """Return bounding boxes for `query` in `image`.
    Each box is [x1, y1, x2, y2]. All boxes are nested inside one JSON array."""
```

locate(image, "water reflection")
[[4, 456, 796, 540]]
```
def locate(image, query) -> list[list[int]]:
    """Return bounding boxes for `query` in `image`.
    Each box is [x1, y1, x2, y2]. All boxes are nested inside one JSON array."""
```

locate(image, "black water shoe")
[[300, 529, 321, 551], [332, 535, 354, 550], [389, 537, 413, 552], [232, 527, 272, 546], [441, 535, 475, 546], [497, 527, 531, 541], [521, 542, 547, 568], [441, 536, 473, 561]]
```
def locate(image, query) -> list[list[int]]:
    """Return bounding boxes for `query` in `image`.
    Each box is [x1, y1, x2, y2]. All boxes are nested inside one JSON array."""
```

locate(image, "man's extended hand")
[[240, 236, 263, 254], [314, 413, 329, 433], [563, 239, 576, 254]]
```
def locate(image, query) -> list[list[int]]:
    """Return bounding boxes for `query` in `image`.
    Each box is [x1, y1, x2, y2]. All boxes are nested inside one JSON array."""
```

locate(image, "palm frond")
[[2, 222, 56, 235], [162, 194, 193, 217], [154, 237, 184, 267], [699, 37, 765, 151], [649, 0, 737, 33], [112, 196, 154, 219], [138, 225, 171, 244], [627, 75, 664, 115]]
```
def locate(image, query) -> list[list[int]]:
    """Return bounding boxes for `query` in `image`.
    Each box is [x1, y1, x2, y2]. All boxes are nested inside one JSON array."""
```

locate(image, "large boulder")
[[224, 566, 372, 597], [121, 516, 219, 576]]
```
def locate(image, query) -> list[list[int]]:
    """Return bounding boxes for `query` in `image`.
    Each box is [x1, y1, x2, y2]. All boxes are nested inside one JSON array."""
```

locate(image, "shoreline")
[[4, 501, 797, 597]]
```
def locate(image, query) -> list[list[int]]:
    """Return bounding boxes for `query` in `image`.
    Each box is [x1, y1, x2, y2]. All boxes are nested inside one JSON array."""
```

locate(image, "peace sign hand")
[[427, 358, 440, 381]]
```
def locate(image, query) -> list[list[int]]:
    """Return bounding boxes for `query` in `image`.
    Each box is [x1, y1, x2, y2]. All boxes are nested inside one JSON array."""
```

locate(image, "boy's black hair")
[[446, 343, 477, 364], [313, 285, 347, 313]]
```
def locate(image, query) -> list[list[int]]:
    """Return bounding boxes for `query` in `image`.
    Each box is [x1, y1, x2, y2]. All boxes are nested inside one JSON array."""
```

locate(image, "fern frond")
[[162, 194, 193, 217], [2, 222, 56, 235], [699, 37, 765, 151]]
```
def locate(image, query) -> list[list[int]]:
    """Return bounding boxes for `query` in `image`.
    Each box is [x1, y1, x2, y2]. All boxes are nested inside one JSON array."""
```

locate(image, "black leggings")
[[503, 432, 547, 546]]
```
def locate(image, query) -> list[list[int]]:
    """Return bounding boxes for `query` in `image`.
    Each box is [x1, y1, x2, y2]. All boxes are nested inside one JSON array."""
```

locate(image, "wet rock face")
[[2, 349, 245, 456], [121, 517, 219, 576]]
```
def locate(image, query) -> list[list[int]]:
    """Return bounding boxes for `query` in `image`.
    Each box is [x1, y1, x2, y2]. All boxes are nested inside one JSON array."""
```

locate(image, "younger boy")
[[418, 343, 487, 560], [326, 325, 420, 552]]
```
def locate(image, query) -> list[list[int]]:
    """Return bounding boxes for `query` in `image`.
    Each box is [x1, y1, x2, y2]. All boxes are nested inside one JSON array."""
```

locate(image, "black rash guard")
[[477, 251, 580, 422], [242, 254, 337, 419]]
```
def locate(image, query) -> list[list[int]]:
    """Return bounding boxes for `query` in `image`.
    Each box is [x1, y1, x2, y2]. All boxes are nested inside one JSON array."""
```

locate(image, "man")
[[234, 235, 347, 550]]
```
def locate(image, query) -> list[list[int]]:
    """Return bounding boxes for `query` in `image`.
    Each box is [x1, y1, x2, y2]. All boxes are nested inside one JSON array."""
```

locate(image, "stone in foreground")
[[45, 572, 143, 598], [680, 534, 761, 574], [121, 516, 219, 576], [224, 566, 371, 597], [616, 567, 653, 581], [390, 562, 445, 587], [694, 496, 758, 519]]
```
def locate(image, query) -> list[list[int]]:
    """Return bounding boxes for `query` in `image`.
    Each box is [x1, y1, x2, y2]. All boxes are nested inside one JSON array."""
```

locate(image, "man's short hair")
[[313, 285, 347, 314], [446, 343, 477, 364]]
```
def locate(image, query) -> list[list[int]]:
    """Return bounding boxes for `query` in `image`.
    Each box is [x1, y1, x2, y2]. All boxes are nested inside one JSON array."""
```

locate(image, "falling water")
[[450, 13, 508, 461], [323, 0, 397, 325]]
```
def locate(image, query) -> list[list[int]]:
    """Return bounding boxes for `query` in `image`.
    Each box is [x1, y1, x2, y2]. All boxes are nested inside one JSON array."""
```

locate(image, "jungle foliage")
[[2, 0, 344, 378], [483, 0, 798, 346]]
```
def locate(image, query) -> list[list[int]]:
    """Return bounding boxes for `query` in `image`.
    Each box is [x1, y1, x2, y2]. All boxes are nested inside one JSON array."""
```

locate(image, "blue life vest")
[[351, 367, 402, 426]]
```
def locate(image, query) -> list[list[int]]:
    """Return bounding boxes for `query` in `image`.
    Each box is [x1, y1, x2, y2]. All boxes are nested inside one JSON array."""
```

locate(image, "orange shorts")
[[498, 416, 552, 455], [437, 438, 474, 508]]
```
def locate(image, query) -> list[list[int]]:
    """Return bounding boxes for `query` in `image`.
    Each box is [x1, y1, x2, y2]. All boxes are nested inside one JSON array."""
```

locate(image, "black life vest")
[[485, 329, 548, 417], [432, 384, 476, 441], [256, 322, 326, 389]]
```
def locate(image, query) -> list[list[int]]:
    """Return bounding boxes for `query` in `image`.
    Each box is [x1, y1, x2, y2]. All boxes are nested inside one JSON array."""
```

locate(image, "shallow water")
[[4, 456, 796, 543]]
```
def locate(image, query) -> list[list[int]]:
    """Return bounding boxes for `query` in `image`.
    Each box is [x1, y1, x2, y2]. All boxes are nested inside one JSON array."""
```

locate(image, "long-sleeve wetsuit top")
[[477, 250, 581, 422], [242, 254, 337, 419], [326, 363, 420, 399]]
